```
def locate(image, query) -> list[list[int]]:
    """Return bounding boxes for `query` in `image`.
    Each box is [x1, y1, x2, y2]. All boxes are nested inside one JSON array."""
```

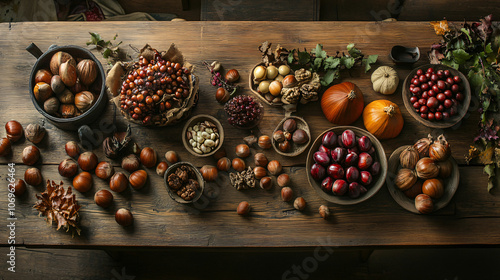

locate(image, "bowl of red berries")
[[224, 95, 264, 129], [306, 127, 388, 205], [402, 64, 471, 128]]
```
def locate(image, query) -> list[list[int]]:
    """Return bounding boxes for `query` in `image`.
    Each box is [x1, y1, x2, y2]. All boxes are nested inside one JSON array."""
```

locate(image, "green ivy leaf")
[[288, 51, 295, 64], [323, 57, 340, 70], [486, 43, 493, 54], [347, 43, 362, 58], [363, 54, 378, 72], [441, 59, 460, 69], [102, 48, 111, 59], [314, 44, 327, 59], [321, 69, 339, 86], [340, 56, 355, 69], [452, 49, 473, 64], [298, 51, 310, 65], [313, 57, 323, 71]]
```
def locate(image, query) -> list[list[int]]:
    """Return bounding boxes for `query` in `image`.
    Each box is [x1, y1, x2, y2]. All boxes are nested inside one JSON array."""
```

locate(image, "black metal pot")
[[27, 43, 107, 131]]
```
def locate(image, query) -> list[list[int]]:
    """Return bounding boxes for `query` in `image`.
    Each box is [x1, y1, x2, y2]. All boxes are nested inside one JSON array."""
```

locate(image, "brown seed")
[[277, 174, 290, 187], [319, 205, 330, 220], [260, 176, 272, 190], [293, 197, 306, 211], [281, 187, 293, 202], [237, 201, 251, 215]]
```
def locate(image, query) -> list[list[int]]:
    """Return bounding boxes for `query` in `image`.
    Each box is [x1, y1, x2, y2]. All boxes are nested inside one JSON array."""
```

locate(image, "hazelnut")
[[201, 165, 218, 182], [24, 123, 45, 144], [78, 151, 98, 171], [273, 130, 285, 143], [258, 135, 272, 149], [319, 205, 330, 219], [283, 119, 297, 133], [0, 138, 12, 157], [115, 208, 134, 226], [225, 69, 240, 83], [282, 75, 298, 88], [267, 160, 282, 176], [65, 141, 80, 158], [278, 141, 291, 153], [95, 161, 115, 180], [140, 147, 157, 168], [277, 174, 290, 187], [292, 129, 309, 145], [217, 157, 231, 172], [58, 158, 78, 178], [235, 144, 250, 158], [156, 161, 169, 177], [22, 145, 41, 166], [165, 150, 179, 163], [254, 153, 269, 167], [24, 167, 42, 186], [237, 201, 251, 215], [110, 172, 128, 193], [129, 170, 148, 190], [5, 120, 24, 143], [73, 171, 93, 193], [253, 166, 267, 179], [281, 187, 293, 202], [122, 154, 140, 173], [294, 197, 306, 211], [260, 176, 272, 190], [232, 158, 246, 172], [95, 189, 113, 208]]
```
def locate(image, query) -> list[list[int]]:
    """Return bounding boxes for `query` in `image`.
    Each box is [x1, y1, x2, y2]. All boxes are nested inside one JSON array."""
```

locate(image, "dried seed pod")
[[413, 134, 433, 158], [399, 146, 419, 169]]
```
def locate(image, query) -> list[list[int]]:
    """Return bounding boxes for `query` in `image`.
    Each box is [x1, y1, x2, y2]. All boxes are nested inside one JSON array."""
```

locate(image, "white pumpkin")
[[371, 66, 399, 95]]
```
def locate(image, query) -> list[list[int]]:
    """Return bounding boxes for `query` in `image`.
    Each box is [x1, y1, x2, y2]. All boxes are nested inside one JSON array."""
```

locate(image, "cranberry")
[[313, 152, 330, 166], [432, 85, 440, 93], [431, 74, 438, 81], [428, 81, 434, 87], [428, 90, 436, 97], [437, 70, 444, 78], [321, 131, 337, 149], [437, 105, 444, 112], [442, 112, 450, 119], [446, 77, 455, 85], [456, 92, 464, 102], [444, 90, 453, 98], [416, 69, 423, 75], [435, 111, 443, 121], [421, 92, 429, 99], [344, 152, 359, 167], [360, 171, 373, 186], [421, 83, 429, 91], [427, 97, 439, 108], [436, 80, 445, 90], [321, 177, 334, 192], [418, 98, 426, 106], [412, 87, 421, 94], [348, 182, 362, 198], [443, 99, 453, 108], [436, 93, 446, 102], [453, 76, 461, 83], [425, 73, 431, 79], [427, 67, 434, 73], [311, 163, 326, 181], [419, 75, 427, 83], [420, 106, 429, 113], [346, 166, 360, 183], [413, 79, 421, 86], [332, 180, 348, 196], [358, 152, 373, 170], [420, 113, 428, 119], [427, 112, 435, 121], [331, 147, 346, 164], [410, 96, 418, 103], [370, 162, 381, 176], [444, 70, 451, 77], [413, 102, 421, 109], [358, 136, 372, 152]]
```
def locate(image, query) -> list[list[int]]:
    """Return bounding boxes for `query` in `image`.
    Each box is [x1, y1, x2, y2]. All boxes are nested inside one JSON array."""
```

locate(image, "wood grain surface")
[[0, 21, 498, 248]]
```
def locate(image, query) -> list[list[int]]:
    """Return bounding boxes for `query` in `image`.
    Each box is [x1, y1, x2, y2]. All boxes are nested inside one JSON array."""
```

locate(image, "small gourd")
[[371, 66, 399, 95]]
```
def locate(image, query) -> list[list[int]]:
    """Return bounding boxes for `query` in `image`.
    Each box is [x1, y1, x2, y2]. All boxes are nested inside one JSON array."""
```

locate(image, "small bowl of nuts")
[[272, 116, 311, 157], [182, 115, 224, 157], [164, 162, 205, 203]]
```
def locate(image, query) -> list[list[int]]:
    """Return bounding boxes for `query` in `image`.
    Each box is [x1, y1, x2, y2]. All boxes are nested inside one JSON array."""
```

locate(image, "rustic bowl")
[[272, 116, 311, 157], [182, 115, 224, 158], [387, 145, 459, 214], [390, 45, 420, 65], [248, 63, 283, 107], [306, 126, 388, 205], [164, 162, 205, 204], [27, 43, 107, 131], [402, 64, 471, 129]]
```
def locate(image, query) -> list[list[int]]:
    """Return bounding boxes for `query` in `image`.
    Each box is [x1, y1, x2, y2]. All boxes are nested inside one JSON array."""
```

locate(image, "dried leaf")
[[479, 146, 494, 164], [430, 20, 450, 35]]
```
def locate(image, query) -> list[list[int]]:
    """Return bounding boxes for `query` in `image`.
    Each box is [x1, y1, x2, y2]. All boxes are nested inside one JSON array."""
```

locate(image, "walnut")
[[187, 179, 200, 190], [167, 173, 183, 190], [300, 73, 321, 104], [281, 87, 301, 105], [294, 69, 312, 83], [230, 167, 256, 190], [175, 167, 189, 183], [177, 186, 196, 201], [33, 180, 81, 236]]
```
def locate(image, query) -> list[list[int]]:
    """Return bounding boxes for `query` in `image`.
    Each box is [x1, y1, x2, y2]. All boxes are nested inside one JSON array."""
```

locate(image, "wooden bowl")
[[306, 126, 388, 205], [164, 162, 205, 204], [182, 114, 224, 158], [272, 116, 311, 157], [387, 145, 459, 214], [402, 64, 471, 129], [248, 63, 283, 107]]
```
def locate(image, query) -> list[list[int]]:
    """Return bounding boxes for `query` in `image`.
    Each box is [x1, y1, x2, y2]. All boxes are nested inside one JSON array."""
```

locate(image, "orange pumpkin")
[[363, 100, 404, 139], [321, 82, 364, 125]]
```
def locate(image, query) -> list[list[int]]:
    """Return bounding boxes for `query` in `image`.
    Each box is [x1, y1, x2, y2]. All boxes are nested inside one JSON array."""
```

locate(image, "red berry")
[[453, 76, 461, 83], [427, 112, 435, 121], [416, 69, 423, 75], [427, 67, 434, 73]]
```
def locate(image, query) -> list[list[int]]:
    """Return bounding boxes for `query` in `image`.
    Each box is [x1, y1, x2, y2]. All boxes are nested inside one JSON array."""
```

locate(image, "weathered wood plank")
[[0, 21, 497, 248]]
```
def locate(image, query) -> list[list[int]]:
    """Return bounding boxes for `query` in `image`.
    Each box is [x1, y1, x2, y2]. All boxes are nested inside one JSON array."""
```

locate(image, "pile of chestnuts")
[[273, 118, 309, 153], [33, 51, 100, 118], [310, 129, 381, 199], [394, 134, 453, 214]]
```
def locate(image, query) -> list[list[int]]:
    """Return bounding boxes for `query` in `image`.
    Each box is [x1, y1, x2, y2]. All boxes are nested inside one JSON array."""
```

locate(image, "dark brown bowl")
[[28, 44, 107, 131], [306, 126, 388, 205], [387, 145, 459, 214], [402, 64, 471, 129], [272, 116, 311, 157], [164, 162, 205, 204]]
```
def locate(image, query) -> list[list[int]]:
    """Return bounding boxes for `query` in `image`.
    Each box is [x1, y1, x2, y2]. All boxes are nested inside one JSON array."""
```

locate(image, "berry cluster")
[[224, 95, 262, 128]]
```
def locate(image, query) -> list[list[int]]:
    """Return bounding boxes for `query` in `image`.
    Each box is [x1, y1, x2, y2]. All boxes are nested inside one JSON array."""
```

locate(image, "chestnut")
[[232, 158, 246, 172], [254, 153, 268, 167], [253, 166, 267, 180], [237, 201, 251, 215], [273, 130, 285, 143], [94, 189, 113, 208], [24, 167, 42, 186], [115, 208, 134, 226], [24, 123, 45, 144], [12, 179, 26, 196], [292, 129, 309, 145], [258, 135, 272, 149], [74, 91, 94, 112], [140, 147, 157, 168], [277, 174, 290, 187], [0, 138, 12, 157], [65, 141, 81, 158], [267, 160, 282, 176], [122, 154, 140, 173], [260, 176, 273, 190], [34, 82, 53, 103], [129, 170, 148, 190], [58, 158, 78, 178], [281, 187, 293, 202], [156, 161, 169, 177], [225, 69, 240, 83], [22, 145, 40, 166], [78, 151, 98, 172], [278, 141, 291, 152], [216, 87, 230, 103], [201, 165, 218, 182], [235, 144, 250, 158], [319, 205, 330, 219], [95, 161, 115, 180], [110, 172, 128, 193], [294, 197, 306, 211], [216, 157, 231, 172], [5, 120, 23, 143], [283, 118, 297, 133], [73, 172, 93, 193], [415, 194, 434, 214], [35, 69, 53, 84], [282, 75, 298, 88], [165, 150, 179, 163]]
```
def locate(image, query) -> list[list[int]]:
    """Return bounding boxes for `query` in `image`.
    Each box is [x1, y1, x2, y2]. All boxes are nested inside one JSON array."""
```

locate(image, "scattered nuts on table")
[[237, 201, 251, 215], [281, 186, 293, 202], [294, 197, 306, 211], [187, 121, 220, 155], [229, 167, 255, 190], [319, 205, 330, 219]]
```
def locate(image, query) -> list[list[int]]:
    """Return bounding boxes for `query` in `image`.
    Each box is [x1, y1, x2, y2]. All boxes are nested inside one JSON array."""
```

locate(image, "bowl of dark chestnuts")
[[272, 116, 311, 157]]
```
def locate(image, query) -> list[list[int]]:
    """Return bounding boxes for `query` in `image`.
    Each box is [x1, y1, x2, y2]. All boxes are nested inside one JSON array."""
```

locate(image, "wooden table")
[[0, 21, 499, 249]]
